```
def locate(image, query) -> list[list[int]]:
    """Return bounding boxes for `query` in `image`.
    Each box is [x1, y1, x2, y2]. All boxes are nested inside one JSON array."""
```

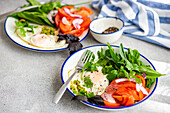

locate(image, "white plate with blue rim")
[[61, 45, 158, 111], [4, 17, 89, 52]]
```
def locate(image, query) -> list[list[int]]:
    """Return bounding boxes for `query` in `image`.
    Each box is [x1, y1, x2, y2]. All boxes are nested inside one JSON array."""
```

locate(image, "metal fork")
[[53, 50, 93, 104]]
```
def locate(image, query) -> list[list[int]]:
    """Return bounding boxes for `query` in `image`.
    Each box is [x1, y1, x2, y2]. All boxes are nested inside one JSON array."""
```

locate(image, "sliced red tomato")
[[61, 5, 75, 10], [58, 8, 70, 18], [128, 89, 139, 100], [145, 88, 149, 93], [138, 90, 144, 100], [125, 96, 135, 106], [135, 75, 146, 87], [104, 100, 120, 107], [59, 17, 73, 33], [121, 95, 129, 105], [74, 7, 93, 17], [80, 17, 91, 29], [65, 28, 84, 37], [55, 13, 61, 28]]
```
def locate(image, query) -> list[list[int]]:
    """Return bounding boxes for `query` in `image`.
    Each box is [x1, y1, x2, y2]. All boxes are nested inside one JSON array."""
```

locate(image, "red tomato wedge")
[[58, 8, 70, 18], [80, 17, 91, 30], [125, 96, 135, 106], [59, 18, 73, 33], [65, 28, 85, 37], [74, 7, 93, 17], [62, 5, 75, 10], [101, 76, 149, 107], [55, 13, 61, 28], [104, 100, 120, 107], [55, 6, 93, 37], [138, 90, 144, 100]]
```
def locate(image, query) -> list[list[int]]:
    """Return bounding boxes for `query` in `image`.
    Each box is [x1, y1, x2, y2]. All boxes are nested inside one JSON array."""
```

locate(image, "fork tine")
[[84, 52, 93, 64], [79, 50, 89, 63], [82, 50, 91, 63]]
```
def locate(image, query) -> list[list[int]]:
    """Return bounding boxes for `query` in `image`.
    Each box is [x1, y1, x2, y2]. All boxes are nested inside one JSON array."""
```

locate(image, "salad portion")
[[70, 43, 165, 107], [7, 0, 93, 53]]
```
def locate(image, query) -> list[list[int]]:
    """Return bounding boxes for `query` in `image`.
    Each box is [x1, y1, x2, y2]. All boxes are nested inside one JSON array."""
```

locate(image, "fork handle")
[[53, 70, 79, 104]]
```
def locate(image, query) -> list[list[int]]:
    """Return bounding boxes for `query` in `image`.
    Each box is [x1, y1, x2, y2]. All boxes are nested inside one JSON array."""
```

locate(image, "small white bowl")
[[90, 17, 124, 44]]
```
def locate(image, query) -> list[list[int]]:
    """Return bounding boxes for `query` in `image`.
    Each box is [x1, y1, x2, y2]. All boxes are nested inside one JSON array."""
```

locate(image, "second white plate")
[[4, 17, 89, 52]]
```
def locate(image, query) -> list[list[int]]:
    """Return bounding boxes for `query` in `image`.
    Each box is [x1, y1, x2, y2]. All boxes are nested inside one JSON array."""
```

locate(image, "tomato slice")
[[128, 89, 139, 100], [135, 75, 146, 87], [138, 90, 144, 100], [55, 13, 61, 28], [58, 8, 70, 18], [80, 17, 91, 29], [59, 17, 73, 33], [104, 100, 120, 107], [145, 88, 149, 93], [61, 5, 75, 10], [125, 96, 135, 106], [74, 7, 93, 17], [121, 95, 129, 105], [112, 95, 123, 102], [65, 28, 84, 37]]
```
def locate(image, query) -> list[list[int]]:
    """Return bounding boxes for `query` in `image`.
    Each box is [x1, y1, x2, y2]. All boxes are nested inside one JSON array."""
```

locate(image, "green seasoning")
[[15, 19, 38, 37], [83, 76, 93, 88], [41, 26, 55, 35], [70, 79, 95, 98]]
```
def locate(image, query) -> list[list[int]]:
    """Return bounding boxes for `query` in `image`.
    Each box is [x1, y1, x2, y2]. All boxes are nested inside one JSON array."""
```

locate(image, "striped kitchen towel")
[[92, 0, 170, 49]]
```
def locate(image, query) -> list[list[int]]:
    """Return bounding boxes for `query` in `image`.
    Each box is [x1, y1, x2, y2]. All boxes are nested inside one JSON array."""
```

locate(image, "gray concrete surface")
[[0, 0, 170, 113]]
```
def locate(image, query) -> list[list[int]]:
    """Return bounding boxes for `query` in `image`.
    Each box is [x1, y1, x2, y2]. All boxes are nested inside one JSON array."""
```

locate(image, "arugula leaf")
[[102, 65, 114, 75], [106, 70, 118, 83], [26, 0, 41, 5], [138, 65, 165, 78], [83, 76, 93, 88], [107, 43, 119, 63]]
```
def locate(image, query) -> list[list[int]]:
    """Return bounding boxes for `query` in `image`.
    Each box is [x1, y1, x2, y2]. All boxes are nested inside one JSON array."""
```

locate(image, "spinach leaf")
[[16, 11, 53, 26], [39, 1, 61, 14]]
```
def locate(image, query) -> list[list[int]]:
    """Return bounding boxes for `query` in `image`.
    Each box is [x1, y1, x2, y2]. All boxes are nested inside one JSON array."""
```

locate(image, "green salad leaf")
[[26, 0, 41, 5], [83, 76, 93, 88], [82, 43, 165, 86], [15, 19, 37, 37]]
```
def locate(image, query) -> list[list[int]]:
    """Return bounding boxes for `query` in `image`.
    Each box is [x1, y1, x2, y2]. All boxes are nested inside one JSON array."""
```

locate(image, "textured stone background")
[[0, 0, 170, 113]]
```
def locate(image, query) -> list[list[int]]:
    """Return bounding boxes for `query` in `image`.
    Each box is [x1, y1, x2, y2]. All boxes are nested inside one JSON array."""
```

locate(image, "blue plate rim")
[[4, 17, 89, 52], [60, 45, 158, 110]]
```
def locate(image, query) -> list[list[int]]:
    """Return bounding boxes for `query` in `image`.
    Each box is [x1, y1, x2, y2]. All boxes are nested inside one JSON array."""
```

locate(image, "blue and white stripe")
[[92, 0, 170, 49]]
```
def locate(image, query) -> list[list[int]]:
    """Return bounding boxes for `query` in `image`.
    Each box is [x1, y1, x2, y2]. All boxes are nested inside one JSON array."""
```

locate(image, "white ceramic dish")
[[90, 17, 124, 44], [61, 45, 158, 111], [4, 17, 89, 52]]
